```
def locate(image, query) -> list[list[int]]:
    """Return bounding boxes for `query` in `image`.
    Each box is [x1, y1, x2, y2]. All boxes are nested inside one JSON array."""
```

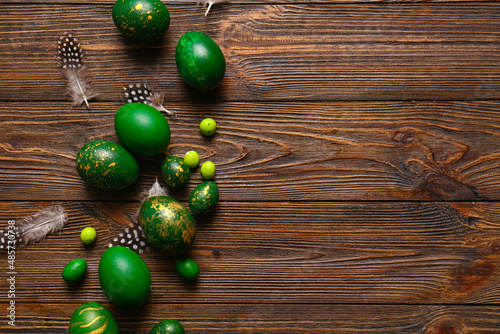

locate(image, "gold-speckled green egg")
[[139, 196, 196, 255], [189, 181, 219, 215], [76, 140, 139, 191], [161, 155, 190, 189], [113, 0, 170, 43], [69, 301, 119, 334]]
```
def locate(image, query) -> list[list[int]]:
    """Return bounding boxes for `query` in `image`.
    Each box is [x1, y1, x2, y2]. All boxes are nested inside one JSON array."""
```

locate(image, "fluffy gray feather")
[[18, 205, 68, 246]]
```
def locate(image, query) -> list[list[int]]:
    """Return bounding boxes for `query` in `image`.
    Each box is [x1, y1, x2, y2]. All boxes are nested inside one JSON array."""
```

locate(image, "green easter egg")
[[113, 0, 170, 43]]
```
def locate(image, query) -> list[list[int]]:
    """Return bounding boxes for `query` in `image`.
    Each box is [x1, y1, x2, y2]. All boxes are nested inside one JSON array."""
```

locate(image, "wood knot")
[[393, 129, 416, 146], [422, 173, 480, 201], [424, 317, 465, 334]]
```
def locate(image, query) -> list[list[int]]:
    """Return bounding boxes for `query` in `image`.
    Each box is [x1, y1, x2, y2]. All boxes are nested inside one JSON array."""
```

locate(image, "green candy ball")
[[200, 118, 217, 136], [184, 151, 200, 169], [200, 161, 216, 180]]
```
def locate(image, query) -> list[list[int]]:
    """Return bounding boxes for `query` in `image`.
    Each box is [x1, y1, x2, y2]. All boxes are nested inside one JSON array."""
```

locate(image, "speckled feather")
[[121, 83, 174, 116], [57, 33, 98, 108], [109, 180, 168, 254]]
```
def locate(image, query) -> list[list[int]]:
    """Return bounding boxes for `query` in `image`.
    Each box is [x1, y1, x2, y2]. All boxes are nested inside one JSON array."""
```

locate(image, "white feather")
[[18, 205, 68, 246], [197, 0, 228, 16]]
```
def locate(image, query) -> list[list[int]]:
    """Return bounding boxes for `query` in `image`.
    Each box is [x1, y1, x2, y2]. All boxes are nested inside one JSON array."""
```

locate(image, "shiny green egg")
[[76, 140, 139, 191], [150, 319, 185, 334], [161, 155, 190, 189], [99, 246, 151, 309], [139, 196, 196, 255], [175, 31, 226, 91], [69, 301, 119, 334], [112, 0, 170, 43], [115, 103, 171, 157], [189, 181, 219, 215], [62, 258, 87, 284]]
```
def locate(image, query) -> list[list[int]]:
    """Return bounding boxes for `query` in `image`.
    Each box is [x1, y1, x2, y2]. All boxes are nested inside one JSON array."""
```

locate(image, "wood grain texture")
[[1, 201, 500, 306], [1, 3, 499, 102], [3, 1, 500, 333], [2, 101, 500, 201], [1, 303, 500, 333]]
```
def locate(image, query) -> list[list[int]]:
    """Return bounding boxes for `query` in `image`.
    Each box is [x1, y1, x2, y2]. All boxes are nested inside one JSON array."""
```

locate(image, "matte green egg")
[[139, 196, 196, 255], [150, 319, 185, 334], [161, 155, 190, 189], [175, 31, 226, 91], [115, 103, 171, 157], [112, 0, 170, 43], [99, 246, 151, 309], [189, 181, 219, 215], [62, 258, 87, 284], [69, 301, 119, 334], [76, 140, 139, 191]]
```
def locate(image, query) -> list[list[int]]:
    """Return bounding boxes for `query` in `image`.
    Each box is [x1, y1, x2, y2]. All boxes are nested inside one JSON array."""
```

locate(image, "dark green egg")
[[189, 181, 219, 215], [161, 155, 190, 189], [112, 0, 170, 43], [150, 319, 185, 334], [175, 256, 200, 282], [69, 301, 119, 334], [139, 196, 196, 255], [175, 31, 226, 91], [76, 140, 139, 191]]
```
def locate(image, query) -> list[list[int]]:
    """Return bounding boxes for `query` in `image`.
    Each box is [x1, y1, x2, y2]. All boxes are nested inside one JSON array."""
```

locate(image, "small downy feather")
[[197, 0, 228, 16], [110, 180, 167, 254], [17, 205, 68, 246], [58, 33, 98, 109], [121, 83, 174, 116]]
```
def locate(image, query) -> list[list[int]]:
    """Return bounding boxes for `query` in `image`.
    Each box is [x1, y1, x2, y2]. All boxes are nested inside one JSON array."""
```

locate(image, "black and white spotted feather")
[[58, 33, 98, 108], [109, 180, 168, 254], [121, 83, 174, 116], [0, 227, 21, 251]]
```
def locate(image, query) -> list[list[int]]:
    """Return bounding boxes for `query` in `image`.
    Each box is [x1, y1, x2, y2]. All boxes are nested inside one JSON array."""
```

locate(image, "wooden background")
[[1, 0, 500, 333]]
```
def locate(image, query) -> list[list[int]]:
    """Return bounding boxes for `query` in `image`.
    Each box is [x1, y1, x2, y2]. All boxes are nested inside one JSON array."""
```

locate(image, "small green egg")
[[176, 31, 226, 91], [150, 319, 185, 334], [175, 256, 200, 282], [76, 140, 139, 191], [115, 103, 171, 157], [62, 258, 87, 284], [189, 181, 219, 215], [184, 151, 200, 169], [161, 155, 191, 189], [80, 227, 96, 245], [200, 161, 216, 180], [69, 301, 119, 334], [112, 0, 170, 43]]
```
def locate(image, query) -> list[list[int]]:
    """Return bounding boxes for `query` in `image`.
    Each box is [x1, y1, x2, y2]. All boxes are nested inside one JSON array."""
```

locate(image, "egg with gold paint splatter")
[[113, 0, 170, 43], [76, 140, 139, 191], [189, 181, 219, 215], [139, 196, 196, 255], [69, 301, 119, 334], [161, 155, 190, 189]]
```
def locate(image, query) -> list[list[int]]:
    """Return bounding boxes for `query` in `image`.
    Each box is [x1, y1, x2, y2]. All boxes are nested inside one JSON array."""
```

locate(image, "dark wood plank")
[[1, 4, 499, 102], [2, 101, 500, 201], [1, 303, 500, 333], [2, 201, 500, 305]]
